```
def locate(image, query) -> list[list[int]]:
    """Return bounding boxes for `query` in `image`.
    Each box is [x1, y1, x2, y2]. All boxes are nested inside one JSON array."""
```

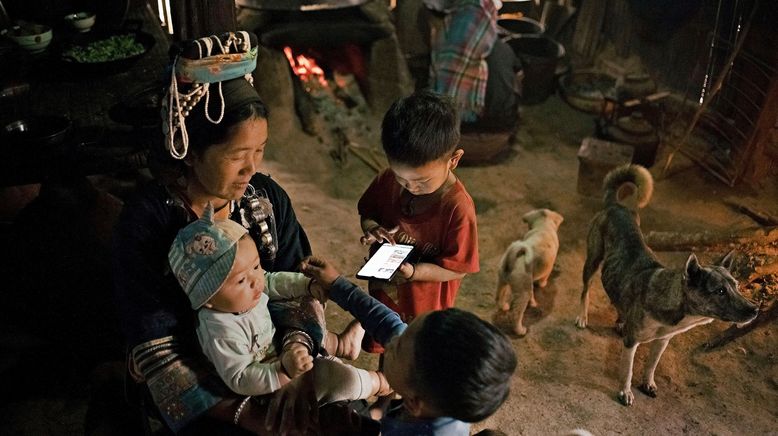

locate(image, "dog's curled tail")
[[603, 164, 653, 209]]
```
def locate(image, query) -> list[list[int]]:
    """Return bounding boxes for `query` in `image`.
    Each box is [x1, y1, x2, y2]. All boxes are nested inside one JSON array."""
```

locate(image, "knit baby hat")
[[168, 203, 249, 309]]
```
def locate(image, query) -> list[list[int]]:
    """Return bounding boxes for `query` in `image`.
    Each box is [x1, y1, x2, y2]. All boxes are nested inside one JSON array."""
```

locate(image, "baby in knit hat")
[[169, 204, 392, 402]]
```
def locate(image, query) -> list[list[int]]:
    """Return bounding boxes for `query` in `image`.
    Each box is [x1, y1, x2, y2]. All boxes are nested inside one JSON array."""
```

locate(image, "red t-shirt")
[[358, 169, 480, 321]]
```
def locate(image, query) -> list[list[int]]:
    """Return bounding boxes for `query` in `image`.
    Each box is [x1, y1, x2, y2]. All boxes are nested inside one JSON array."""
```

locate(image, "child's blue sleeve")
[[328, 277, 407, 345]]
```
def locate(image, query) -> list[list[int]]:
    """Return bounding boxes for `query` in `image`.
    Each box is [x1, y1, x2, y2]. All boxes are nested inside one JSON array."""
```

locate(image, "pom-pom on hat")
[[168, 203, 249, 309]]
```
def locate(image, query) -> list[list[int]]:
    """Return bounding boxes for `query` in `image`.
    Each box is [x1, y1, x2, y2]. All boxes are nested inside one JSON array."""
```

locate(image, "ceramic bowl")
[[5, 24, 53, 53], [65, 12, 96, 33]]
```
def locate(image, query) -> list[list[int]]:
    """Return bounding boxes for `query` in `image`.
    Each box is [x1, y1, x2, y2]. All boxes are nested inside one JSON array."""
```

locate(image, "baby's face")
[[206, 236, 265, 313], [390, 156, 452, 196]]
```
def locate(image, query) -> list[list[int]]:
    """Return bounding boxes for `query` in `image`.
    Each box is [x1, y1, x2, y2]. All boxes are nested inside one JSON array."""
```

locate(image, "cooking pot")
[[499, 0, 534, 15], [108, 83, 164, 127], [497, 17, 544, 39], [3, 115, 72, 151], [58, 26, 155, 76], [602, 111, 659, 167]]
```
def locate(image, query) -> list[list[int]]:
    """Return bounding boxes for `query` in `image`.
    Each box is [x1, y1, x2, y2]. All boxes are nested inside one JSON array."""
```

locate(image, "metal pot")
[[603, 112, 659, 167], [3, 115, 72, 150], [499, 0, 534, 15], [497, 17, 544, 39], [108, 83, 164, 127]]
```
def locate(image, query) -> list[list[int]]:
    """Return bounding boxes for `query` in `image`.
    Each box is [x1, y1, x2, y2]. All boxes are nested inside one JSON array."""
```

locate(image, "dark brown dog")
[[575, 164, 758, 406]]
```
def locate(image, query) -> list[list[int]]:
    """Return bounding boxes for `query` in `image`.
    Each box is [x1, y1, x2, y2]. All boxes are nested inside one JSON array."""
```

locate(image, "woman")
[[112, 32, 317, 434]]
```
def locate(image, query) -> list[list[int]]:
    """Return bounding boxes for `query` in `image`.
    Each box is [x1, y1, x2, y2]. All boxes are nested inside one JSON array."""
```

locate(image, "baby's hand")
[[281, 342, 313, 378], [308, 280, 328, 304], [300, 256, 340, 291], [361, 225, 398, 246]]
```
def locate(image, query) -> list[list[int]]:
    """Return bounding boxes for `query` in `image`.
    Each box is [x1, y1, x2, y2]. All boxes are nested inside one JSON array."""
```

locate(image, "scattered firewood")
[[347, 147, 381, 173], [724, 199, 778, 227], [347, 142, 385, 173], [645, 226, 778, 255]]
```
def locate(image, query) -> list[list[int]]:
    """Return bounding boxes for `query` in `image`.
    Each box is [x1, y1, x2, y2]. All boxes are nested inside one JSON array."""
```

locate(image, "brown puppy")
[[575, 164, 758, 406], [494, 209, 564, 336]]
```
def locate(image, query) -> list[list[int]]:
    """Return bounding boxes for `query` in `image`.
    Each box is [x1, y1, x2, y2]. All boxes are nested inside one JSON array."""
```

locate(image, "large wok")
[[58, 26, 155, 76]]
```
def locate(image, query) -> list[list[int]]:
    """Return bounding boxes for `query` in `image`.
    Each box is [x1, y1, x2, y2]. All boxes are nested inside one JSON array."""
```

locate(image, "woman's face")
[[188, 116, 268, 202]]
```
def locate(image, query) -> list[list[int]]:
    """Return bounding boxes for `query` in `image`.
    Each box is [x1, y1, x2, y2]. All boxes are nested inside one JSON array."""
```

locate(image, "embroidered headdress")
[[163, 31, 259, 159]]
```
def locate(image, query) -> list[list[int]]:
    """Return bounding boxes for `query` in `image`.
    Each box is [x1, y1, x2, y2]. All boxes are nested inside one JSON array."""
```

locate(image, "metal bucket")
[[497, 17, 544, 39], [505, 34, 565, 104]]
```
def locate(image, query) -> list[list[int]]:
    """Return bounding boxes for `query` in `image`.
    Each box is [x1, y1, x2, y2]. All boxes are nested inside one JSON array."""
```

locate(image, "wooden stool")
[[577, 137, 633, 197]]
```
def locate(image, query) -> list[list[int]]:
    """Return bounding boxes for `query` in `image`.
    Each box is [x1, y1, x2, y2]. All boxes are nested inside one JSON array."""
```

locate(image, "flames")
[[284, 47, 328, 87]]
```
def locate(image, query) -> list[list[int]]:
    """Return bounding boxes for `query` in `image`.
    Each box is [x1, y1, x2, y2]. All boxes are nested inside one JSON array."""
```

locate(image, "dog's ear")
[[522, 210, 538, 225], [718, 250, 736, 271], [550, 211, 564, 227], [685, 253, 700, 281]]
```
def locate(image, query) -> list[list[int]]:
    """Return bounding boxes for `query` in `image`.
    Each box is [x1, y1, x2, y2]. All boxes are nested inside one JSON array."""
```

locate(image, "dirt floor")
[[0, 94, 776, 436], [267, 94, 778, 435]]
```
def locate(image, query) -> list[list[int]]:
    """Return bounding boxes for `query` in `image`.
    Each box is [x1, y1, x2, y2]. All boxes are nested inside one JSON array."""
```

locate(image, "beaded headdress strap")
[[163, 31, 258, 160]]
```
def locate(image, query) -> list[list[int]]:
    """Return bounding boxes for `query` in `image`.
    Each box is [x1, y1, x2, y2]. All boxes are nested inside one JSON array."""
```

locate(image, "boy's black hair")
[[411, 308, 517, 422], [381, 90, 461, 167]]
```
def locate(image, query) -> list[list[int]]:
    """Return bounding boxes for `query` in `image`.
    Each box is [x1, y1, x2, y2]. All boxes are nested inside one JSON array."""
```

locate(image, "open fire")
[[279, 46, 383, 170], [283, 47, 328, 88]]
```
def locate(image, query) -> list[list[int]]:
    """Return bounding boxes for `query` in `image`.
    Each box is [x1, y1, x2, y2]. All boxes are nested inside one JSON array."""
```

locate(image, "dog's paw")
[[638, 383, 658, 398], [493, 310, 509, 323], [618, 390, 634, 406], [513, 325, 528, 337], [575, 315, 588, 329]]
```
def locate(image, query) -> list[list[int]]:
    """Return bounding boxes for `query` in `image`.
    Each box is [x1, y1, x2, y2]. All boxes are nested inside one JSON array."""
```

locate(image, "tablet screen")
[[356, 243, 415, 281]]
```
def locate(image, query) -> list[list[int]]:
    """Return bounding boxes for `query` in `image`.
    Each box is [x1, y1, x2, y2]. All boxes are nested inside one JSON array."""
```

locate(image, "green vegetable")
[[63, 34, 145, 63]]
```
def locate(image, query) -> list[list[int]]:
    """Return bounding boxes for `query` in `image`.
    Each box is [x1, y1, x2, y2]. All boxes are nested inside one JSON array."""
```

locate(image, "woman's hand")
[[265, 369, 318, 435], [300, 256, 340, 292], [281, 343, 313, 378]]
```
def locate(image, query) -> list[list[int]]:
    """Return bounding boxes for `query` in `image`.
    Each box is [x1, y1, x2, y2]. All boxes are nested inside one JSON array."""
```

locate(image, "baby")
[[168, 204, 391, 403]]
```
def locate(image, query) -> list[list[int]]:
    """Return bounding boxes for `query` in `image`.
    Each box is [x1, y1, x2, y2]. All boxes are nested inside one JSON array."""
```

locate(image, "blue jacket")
[[328, 277, 470, 436]]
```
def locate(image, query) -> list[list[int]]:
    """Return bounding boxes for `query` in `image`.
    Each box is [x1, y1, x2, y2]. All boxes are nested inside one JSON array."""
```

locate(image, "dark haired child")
[[357, 90, 479, 354], [301, 257, 517, 436]]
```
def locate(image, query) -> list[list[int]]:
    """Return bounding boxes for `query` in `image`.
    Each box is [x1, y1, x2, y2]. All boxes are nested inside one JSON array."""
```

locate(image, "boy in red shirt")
[[358, 90, 480, 354]]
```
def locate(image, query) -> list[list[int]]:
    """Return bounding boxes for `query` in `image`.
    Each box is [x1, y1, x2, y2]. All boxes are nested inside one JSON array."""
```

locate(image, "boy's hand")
[[281, 343, 313, 378], [300, 256, 340, 291], [394, 262, 415, 283], [361, 225, 398, 245]]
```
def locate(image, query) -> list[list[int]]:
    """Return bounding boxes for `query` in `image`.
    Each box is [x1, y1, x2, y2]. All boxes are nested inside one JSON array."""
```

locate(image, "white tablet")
[[356, 243, 415, 281]]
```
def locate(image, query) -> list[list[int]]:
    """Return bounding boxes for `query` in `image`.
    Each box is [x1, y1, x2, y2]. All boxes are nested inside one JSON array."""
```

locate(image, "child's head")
[[381, 90, 464, 195], [169, 204, 265, 312], [382, 308, 517, 422]]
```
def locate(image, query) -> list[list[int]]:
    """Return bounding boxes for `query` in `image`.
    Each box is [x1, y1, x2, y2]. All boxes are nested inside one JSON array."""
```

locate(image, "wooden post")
[[171, 0, 236, 41], [739, 77, 778, 186]]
